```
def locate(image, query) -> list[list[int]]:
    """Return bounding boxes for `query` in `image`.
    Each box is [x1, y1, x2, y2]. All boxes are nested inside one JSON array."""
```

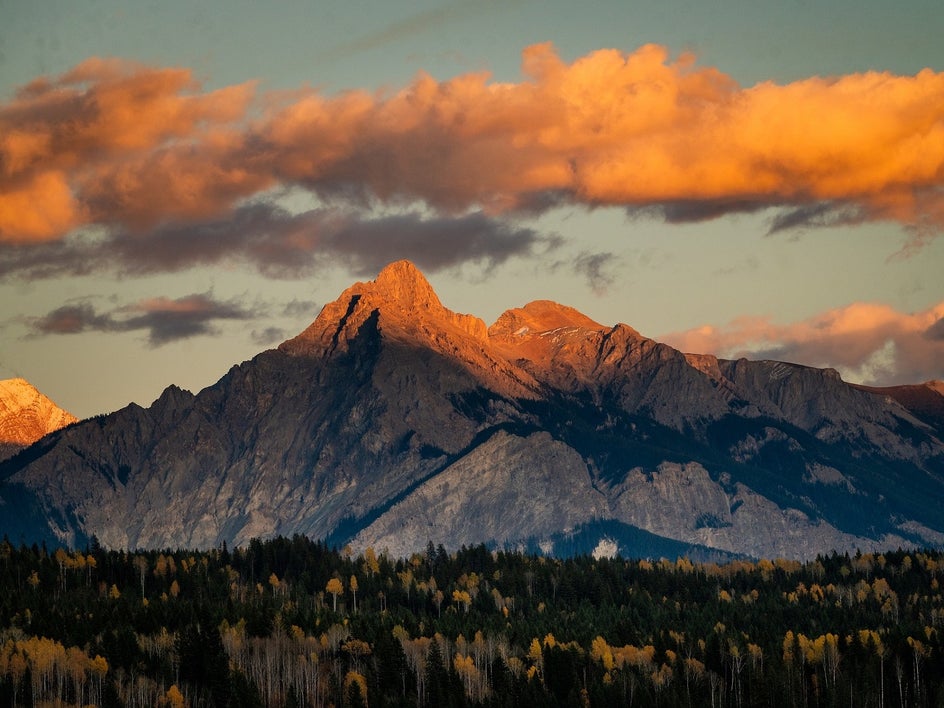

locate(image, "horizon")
[[1, 1, 943, 418]]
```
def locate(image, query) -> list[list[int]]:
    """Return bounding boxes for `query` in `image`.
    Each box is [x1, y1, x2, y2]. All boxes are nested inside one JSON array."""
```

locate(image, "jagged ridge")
[[1, 261, 943, 559]]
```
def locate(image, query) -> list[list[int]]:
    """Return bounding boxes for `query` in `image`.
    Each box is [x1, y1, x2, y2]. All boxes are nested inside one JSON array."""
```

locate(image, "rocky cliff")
[[2, 261, 943, 559]]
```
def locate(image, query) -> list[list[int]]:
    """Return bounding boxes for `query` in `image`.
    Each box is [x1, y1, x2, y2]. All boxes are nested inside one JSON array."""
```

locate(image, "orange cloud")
[[3, 45, 944, 247], [0, 57, 257, 242], [0, 171, 82, 242], [660, 301, 944, 386]]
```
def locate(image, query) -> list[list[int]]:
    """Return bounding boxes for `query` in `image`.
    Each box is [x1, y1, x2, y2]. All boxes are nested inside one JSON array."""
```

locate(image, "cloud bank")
[[0, 203, 552, 279], [661, 301, 944, 386], [29, 293, 256, 346], [3, 43, 944, 261]]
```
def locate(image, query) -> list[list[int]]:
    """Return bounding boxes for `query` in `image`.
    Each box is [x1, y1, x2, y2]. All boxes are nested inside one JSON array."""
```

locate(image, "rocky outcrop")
[[2, 261, 943, 559]]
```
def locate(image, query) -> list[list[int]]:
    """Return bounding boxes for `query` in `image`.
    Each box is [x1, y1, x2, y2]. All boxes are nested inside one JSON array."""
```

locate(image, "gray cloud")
[[282, 299, 319, 318], [27, 293, 257, 346], [31, 303, 115, 335], [766, 202, 867, 235], [317, 210, 558, 277], [0, 203, 557, 281], [572, 251, 618, 292], [251, 327, 288, 347], [655, 200, 768, 224], [925, 318, 944, 341], [549, 250, 619, 293], [316, 0, 526, 61]]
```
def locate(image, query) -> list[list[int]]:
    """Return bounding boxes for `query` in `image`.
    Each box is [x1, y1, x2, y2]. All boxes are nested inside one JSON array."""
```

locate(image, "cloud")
[[0, 203, 554, 279], [117, 294, 255, 345], [31, 303, 114, 335], [316, 0, 525, 61], [282, 299, 319, 318], [0, 58, 258, 243], [27, 293, 256, 346], [313, 210, 557, 276], [660, 301, 944, 386], [251, 327, 287, 347], [926, 318, 944, 341], [552, 251, 619, 293], [4, 44, 944, 251]]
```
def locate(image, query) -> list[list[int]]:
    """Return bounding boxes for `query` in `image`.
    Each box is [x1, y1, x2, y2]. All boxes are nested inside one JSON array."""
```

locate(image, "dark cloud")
[[766, 202, 867, 235], [31, 303, 115, 335], [282, 299, 319, 318], [654, 200, 769, 224], [571, 252, 618, 292], [0, 203, 557, 281], [251, 327, 287, 347], [925, 318, 944, 341], [549, 250, 619, 292], [316, 0, 526, 61], [0, 238, 99, 280], [27, 293, 257, 346], [118, 295, 255, 346], [318, 210, 558, 277]]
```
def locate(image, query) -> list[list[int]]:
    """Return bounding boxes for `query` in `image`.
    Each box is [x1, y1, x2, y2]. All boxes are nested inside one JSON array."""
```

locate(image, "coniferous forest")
[[1, 536, 943, 707]]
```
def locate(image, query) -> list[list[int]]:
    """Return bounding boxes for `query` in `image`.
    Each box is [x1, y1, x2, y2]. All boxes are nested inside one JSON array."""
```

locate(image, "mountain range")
[[2, 260, 943, 560]]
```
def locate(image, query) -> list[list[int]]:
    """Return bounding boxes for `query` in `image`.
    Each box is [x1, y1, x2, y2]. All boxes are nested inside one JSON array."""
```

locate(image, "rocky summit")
[[2, 260, 943, 560], [0, 378, 77, 462]]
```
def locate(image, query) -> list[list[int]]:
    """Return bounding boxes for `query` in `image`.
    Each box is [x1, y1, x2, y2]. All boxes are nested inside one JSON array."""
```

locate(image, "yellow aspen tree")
[[163, 683, 186, 707], [363, 547, 380, 577], [345, 670, 368, 705], [433, 589, 444, 617], [452, 589, 471, 613], [528, 637, 544, 675], [326, 577, 344, 612]]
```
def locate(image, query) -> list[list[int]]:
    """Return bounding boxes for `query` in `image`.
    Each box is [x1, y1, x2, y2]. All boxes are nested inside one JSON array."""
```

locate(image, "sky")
[[1, 0, 943, 419]]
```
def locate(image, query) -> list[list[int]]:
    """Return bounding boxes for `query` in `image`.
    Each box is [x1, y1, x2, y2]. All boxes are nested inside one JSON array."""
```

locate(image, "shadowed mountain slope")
[[2, 261, 943, 559]]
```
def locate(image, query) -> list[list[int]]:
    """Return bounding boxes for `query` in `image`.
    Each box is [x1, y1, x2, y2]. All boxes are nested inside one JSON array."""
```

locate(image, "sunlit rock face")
[[2, 260, 943, 559], [0, 378, 77, 461]]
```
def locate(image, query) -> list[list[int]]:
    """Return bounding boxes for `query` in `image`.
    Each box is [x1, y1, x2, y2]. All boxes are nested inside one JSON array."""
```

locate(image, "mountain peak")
[[281, 260, 486, 356], [489, 300, 604, 338], [371, 260, 441, 310], [0, 377, 77, 458]]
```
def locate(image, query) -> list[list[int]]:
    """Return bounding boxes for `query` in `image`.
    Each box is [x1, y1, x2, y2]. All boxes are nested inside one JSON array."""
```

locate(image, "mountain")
[[2, 261, 943, 559], [851, 381, 944, 437], [0, 378, 77, 461]]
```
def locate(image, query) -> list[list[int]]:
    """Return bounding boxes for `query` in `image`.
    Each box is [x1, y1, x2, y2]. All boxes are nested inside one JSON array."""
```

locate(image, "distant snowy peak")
[[0, 378, 77, 458]]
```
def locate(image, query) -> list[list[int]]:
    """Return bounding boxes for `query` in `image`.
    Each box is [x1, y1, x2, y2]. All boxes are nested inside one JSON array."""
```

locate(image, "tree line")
[[1, 535, 943, 706]]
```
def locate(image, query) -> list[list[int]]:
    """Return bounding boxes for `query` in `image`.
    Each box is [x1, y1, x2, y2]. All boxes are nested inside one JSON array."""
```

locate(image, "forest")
[[1, 535, 942, 707]]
